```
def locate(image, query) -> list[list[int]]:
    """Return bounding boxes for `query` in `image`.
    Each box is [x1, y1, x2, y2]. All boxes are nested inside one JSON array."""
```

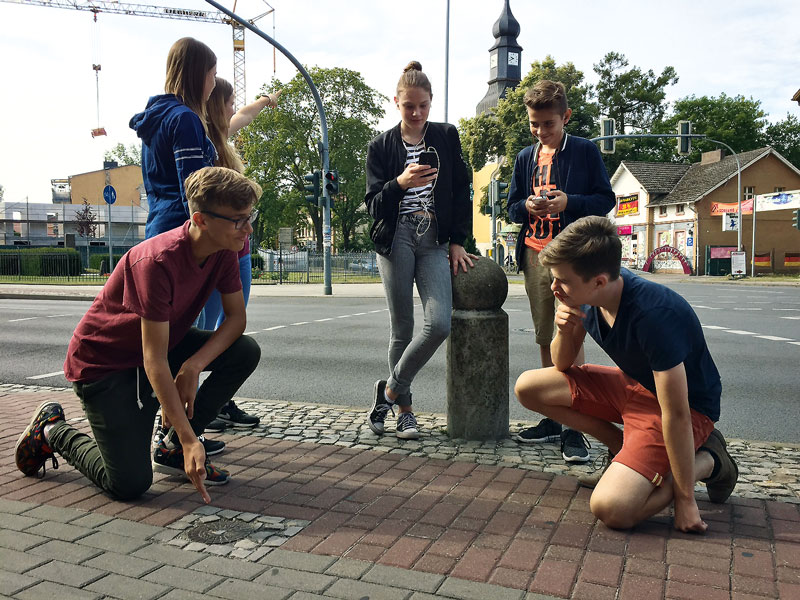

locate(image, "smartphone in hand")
[[418, 151, 438, 170]]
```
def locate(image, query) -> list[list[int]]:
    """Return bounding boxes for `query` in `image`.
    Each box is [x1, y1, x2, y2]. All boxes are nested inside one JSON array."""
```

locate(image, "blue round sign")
[[103, 185, 117, 205]]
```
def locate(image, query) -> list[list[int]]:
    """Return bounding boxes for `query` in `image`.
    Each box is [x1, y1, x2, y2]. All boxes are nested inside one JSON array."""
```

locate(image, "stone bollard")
[[446, 257, 509, 440]]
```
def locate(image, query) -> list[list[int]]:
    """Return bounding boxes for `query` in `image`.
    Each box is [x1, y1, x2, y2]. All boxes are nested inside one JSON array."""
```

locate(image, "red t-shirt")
[[524, 148, 559, 252], [64, 222, 241, 383]]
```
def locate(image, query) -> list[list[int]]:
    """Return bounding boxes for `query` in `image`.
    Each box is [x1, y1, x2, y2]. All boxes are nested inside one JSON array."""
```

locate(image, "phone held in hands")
[[418, 150, 438, 170]]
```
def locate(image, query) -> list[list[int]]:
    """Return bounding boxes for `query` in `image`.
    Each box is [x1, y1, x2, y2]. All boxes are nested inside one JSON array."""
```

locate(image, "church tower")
[[476, 0, 523, 115]]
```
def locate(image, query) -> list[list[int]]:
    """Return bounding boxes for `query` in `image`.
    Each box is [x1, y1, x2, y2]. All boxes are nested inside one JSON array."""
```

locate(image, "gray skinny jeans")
[[377, 214, 452, 407]]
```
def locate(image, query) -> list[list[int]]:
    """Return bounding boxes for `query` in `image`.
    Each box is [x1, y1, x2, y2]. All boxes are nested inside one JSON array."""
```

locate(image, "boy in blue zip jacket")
[[507, 80, 616, 461]]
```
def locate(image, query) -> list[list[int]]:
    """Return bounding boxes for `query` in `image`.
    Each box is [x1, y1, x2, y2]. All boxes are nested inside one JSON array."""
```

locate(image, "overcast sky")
[[1, 0, 798, 204]]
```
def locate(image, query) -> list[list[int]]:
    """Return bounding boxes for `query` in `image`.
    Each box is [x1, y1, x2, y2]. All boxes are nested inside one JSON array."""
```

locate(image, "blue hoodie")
[[130, 94, 217, 238]]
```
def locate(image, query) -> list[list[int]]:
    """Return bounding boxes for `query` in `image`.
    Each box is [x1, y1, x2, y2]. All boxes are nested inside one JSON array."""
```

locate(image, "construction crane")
[[0, 0, 275, 111]]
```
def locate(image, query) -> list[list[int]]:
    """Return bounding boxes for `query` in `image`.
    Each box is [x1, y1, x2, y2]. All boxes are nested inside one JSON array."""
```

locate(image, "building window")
[[774, 187, 786, 193], [676, 203, 685, 215], [744, 186, 755, 201], [658, 206, 667, 217]]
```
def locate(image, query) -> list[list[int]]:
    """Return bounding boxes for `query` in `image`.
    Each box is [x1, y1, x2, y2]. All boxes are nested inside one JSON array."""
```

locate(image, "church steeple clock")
[[476, 0, 523, 115]]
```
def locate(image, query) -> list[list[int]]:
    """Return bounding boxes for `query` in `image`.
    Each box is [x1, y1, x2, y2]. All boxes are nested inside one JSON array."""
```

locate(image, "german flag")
[[785, 253, 800, 268], [754, 252, 771, 268]]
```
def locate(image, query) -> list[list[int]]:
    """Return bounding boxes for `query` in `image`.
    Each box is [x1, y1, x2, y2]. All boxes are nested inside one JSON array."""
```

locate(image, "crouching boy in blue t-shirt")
[[515, 216, 738, 532]]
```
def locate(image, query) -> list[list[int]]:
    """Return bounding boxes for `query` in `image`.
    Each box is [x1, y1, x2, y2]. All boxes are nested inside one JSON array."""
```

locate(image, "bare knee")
[[514, 369, 554, 411], [590, 494, 638, 530]]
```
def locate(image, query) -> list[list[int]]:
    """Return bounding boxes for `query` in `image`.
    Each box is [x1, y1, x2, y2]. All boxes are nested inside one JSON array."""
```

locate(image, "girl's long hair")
[[206, 77, 245, 172], [164, 37, 216, 123]]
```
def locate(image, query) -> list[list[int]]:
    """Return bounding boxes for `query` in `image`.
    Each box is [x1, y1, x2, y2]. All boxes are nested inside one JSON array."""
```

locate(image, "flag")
[[785, 253, 800, 268], [754, 252, 771, 268]]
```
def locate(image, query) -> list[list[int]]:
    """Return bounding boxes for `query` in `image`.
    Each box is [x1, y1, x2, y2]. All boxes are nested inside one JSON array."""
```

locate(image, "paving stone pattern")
[[3, 385, 800, 599]]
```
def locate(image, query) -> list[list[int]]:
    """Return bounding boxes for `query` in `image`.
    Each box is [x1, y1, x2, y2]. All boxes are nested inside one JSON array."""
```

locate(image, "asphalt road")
[[1, 280, 798, 443]]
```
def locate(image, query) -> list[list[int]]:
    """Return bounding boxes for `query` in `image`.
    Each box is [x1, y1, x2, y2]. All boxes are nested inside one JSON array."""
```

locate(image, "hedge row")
[[0, 248, 82, 276]]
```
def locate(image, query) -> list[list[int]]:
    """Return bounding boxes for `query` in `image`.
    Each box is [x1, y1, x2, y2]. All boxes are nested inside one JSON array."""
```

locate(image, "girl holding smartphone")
[[365, 61, 476, 439]]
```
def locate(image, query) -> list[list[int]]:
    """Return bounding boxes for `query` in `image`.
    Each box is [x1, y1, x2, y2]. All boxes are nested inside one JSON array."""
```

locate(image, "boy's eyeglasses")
[[201, 209, 259, 230]]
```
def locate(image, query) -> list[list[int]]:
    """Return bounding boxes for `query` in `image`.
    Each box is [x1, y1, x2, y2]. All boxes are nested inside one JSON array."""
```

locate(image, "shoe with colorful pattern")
[[15, 401, 65, 478], [152, 441, 230, 486]]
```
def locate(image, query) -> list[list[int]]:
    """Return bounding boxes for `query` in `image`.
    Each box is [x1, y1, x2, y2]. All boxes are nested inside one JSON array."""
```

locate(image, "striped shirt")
[[400, 139, 434, 214]]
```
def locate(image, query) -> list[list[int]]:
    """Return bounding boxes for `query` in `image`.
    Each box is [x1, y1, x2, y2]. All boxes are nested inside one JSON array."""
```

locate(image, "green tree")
[[664, 93, 768, 162], [592, 52, 679, 173], [459, 55, 596, 217], [104, 143, 142, 166], [765, 113, 800, 169], [238, 67, 386, 251], [594, 52, 678, 135]]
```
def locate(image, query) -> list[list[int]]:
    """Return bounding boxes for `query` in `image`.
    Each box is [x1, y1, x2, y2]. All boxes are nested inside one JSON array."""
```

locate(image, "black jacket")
[[365, 122, 471, 256]]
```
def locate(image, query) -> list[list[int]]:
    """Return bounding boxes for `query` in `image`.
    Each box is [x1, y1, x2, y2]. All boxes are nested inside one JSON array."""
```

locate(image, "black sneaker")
[[152, 441, 229, 485], [700, 429, 738, 503], [205, 418, 228, 433], [199, 435, 225, 456], [217, 400, 260, 429], [514, 418, 562, 443], [396, 411, 420, 439], [15, 401, 65, 478], [560, 429, 591, 463], [367, 380, 394, 435]]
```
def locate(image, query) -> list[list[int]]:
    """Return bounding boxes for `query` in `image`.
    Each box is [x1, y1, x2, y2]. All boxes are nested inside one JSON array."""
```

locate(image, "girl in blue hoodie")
[[130, 37, 218, 239]]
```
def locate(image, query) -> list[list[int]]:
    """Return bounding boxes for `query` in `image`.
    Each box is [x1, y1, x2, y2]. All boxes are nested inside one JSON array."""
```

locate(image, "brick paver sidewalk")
[[3, 387, 800, 599]]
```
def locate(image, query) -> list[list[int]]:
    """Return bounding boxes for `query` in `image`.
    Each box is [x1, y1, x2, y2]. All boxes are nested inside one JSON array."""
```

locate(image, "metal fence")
[[0, 246, 382, 284], [255, 250, 380, 284]]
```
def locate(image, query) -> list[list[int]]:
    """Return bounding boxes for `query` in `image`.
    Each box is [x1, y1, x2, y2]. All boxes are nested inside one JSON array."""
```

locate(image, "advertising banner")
[[755, 190, 800, 212], [710, 199, 754, 216], [616, 194, 639, 217]]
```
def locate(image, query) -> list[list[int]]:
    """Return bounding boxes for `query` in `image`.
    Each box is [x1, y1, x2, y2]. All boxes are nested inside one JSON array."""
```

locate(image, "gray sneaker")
[[367, 380, 394, 435], [396, 411, 420, 439]]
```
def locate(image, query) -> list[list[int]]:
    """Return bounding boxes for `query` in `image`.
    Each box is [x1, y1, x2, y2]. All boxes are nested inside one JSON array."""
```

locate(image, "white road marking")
[[26, 371, 64, 380], [8, 317, 37, 322], [264, 325, 286, 331], [733, 307, 763, 311], [725, 330, 757, 335], [244, 331, 258, 336], [291, 321, 310, 326], [352, 312, 367, 316], [774, 308, 800, 311], [336, 315, 351, 319], [756, 335, 794, 341], [780, 316, 800, 320], [702, 325, 729, 330], [692, 305, 723, 310], [314, 318, 333, 322], [789, 342, 800, 346], [46, 314, 72, 318]]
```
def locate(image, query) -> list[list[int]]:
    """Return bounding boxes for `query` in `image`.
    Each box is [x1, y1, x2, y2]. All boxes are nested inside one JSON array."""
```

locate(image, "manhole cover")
[[186, 519, 259, 544]]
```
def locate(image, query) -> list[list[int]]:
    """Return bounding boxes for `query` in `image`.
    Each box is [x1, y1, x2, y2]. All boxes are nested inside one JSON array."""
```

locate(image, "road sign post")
[[103, 184, 116, 272]]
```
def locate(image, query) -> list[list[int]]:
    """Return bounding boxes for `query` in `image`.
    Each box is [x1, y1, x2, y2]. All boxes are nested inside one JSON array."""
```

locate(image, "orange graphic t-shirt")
[[524, 148, 561, 252]]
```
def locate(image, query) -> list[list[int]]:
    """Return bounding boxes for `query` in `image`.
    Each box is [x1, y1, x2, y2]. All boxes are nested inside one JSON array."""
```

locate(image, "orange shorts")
[[562, 364, 715, 487]]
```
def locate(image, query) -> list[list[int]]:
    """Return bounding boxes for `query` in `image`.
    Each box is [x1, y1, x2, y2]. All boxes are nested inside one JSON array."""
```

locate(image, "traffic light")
[[678, 120, 692, 156], [324, 169, 339, 196], [600, 118, 615, 154], [793, 208, 800, 230], [497, 181, 509, 204], [304, 170, 320, 206]]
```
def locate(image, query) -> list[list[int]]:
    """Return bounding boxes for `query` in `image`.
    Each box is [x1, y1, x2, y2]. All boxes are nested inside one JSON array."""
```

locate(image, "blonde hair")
[[164, 37, 216, 122], [185, 166, 261, 214], [206, 77, 245, 172], [396, 61, 432, 98]]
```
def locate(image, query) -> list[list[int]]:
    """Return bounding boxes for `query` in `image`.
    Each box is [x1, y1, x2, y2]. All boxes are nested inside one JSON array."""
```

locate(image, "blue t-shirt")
[[582, 269, 721, 421]]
